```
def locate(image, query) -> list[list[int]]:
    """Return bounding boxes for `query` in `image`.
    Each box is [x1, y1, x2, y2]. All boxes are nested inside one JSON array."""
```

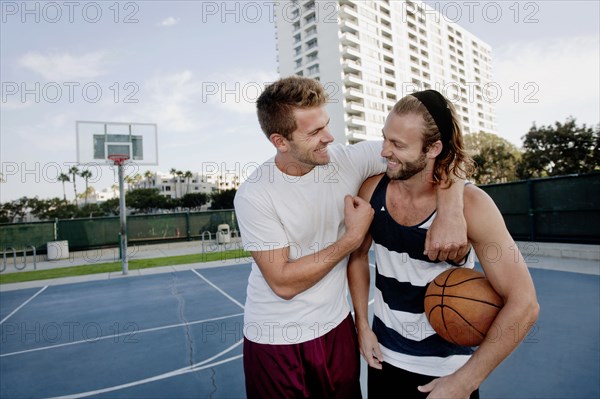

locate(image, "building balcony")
[[339, 4, 358, 19], [383, 59, 395, 70], [341, 46, 361, 60], [345, 100, 366, 113], [345, 87, 363, 100], [381, 46, 394, 58], [342, 59, 361, 73], [384, 70, 396, 80], [346, 115, 366, 127], [340, 18, 360, 34], [340, 32, 360, 45], [346, 128, 382, 143], [343, 73, 362, 88], [346, 128, 370, 143]]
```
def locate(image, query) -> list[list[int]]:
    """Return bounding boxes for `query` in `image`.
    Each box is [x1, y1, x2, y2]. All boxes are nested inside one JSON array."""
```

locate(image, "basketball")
[[424, 268, 504, 346]]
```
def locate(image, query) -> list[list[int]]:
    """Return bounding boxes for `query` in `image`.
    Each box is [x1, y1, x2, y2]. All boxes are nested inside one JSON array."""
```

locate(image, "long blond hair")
[[392, 92, 475, 186]]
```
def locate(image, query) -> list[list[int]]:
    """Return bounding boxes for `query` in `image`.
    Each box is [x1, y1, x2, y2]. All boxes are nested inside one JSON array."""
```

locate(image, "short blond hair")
[[256, 76, 329, 140]]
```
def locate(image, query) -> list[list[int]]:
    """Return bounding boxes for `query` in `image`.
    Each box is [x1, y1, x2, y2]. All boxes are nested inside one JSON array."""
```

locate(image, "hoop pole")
[[118, 163, 128, 275]]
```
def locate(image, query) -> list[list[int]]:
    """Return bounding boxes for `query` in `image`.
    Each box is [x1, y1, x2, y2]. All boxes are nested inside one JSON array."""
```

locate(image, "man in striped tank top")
[[348, 90, 539, 398]]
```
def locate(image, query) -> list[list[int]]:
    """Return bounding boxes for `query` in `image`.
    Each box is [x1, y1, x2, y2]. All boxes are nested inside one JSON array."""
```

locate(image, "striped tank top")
[[370, 174, 475, 377]]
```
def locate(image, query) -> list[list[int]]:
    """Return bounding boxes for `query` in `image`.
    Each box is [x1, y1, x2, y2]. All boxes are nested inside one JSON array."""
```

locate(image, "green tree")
[[517, 118, 600, 179], [126, 188, 168, 214], [181, 192, 208, 211], [100, 197, 120, 216], [0, 197, 31, 223], [209, 189, 236, 210], [0, 204, 8, 223], [464, 132, 521, 184], [29, 197, 78, 220], [76, 203, 105, 218], [164, 196, 181, 212]]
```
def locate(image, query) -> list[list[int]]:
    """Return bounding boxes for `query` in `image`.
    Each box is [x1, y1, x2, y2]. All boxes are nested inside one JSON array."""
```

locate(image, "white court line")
[[0, 286, 48, 325], [59, 260, 374, 398], [1, 312, 243, 358], [191, 269, 245, 310], [45, 340, 244, 399]]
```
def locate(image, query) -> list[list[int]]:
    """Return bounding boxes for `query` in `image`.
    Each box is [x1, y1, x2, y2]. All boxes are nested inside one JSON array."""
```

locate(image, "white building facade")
[[132, 172, 240, 199], [274, 0, 497, 143]]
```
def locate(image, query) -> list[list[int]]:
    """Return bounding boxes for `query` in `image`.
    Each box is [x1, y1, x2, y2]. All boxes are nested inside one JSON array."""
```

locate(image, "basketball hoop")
[[76, 121, 158, 277], [108, 154, 130, 166]]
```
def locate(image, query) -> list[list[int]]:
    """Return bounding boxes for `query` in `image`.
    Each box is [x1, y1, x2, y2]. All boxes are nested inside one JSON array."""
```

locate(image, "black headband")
[[410, 90, 453, 144]]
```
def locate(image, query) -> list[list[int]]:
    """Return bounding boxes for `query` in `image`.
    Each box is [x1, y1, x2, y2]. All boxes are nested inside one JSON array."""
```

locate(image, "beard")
[[288, 142, 330, 167], [386, 151, 427, 180]]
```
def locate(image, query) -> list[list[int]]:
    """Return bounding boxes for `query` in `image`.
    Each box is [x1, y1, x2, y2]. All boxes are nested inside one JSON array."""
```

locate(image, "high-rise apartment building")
[[274, 0, 497, 143]]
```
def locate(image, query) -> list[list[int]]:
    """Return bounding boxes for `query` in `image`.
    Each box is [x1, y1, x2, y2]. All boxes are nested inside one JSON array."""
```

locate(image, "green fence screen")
[[1, 210, 240, 252], [0, 221, 55, 252], [480, 173, 600, 244]]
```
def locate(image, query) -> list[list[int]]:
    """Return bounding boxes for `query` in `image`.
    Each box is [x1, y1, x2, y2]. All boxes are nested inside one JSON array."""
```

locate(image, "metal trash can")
[[216, 224, 231, 244]]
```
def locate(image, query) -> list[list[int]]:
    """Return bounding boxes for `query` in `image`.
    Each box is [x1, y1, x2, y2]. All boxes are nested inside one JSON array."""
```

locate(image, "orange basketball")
[[424, 268, 504, 346]]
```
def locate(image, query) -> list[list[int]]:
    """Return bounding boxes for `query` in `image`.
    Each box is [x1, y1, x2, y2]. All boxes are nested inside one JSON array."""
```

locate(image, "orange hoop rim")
[[107, 154, 130, 166]]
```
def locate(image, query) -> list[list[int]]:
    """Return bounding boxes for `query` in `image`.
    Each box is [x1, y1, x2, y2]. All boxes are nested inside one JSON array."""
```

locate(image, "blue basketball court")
[[1, 256, 598, 398]]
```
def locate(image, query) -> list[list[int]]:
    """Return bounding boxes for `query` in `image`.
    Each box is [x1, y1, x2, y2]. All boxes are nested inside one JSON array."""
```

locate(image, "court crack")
[[170, 273, 196, 372], [209, 367, 217, 398]]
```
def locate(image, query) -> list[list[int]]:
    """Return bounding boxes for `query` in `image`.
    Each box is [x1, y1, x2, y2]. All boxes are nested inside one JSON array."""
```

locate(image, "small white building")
[[133, 171, 227, 199], [94, 188, 118, 202]]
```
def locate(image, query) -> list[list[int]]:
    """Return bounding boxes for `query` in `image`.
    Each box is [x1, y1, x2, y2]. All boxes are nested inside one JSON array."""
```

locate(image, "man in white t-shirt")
[[234, 76, 469, 398]]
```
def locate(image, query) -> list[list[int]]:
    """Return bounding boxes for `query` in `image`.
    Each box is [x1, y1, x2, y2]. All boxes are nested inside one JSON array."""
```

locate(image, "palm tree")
[[111, 184, 119, 198], [68, 166, 80, 205], [80, 170, 93, 205], [144, 170, 154, 188], [169, 168, 178, 198], [124, 175, 134, 191], [78, 187, 96, 202], [184, 170, 193, 194], [58, 173, 70, 201], [133, 173, 143, 189], [176, 170, 184, 197]]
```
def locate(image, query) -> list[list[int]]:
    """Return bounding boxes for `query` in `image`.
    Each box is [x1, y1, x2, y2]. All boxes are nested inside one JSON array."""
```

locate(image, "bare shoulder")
[[358, 173, 384, 201], [464, 183, 509, 244], [464, 183, 496, 209]]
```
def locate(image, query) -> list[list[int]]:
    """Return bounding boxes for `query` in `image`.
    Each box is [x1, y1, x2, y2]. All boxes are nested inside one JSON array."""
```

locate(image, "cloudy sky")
[[1, 0, 598, 202]]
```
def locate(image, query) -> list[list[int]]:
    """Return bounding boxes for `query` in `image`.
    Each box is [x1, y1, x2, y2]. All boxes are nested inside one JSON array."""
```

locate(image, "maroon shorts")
[[243, 314, 362, 399]]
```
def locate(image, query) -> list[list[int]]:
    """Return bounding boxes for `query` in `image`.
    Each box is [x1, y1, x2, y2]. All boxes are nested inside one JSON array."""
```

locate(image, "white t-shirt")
[[234, 141, 385, 344]]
